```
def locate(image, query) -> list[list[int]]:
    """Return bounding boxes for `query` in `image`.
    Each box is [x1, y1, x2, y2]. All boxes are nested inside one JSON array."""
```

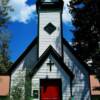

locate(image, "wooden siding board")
[[63, 43, 91, 100], [10, 43, 38, 100], [30, 46, 74, 79], [39, 12, 62, 57], [32, 57, 71, 100]]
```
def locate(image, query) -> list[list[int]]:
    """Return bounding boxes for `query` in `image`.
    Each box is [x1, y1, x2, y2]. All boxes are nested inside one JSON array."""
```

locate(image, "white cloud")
[[8, 0, 71, 23], [63, 0, 72, 23], [8, 0, 36, 23]]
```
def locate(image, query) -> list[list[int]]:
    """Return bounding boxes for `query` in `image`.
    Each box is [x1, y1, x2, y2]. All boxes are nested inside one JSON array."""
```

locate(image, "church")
[[1, 0, 92, 100]]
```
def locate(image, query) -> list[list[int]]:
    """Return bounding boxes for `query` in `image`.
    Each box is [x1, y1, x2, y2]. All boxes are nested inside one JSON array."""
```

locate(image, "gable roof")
[[5, 36, 91, 76], [7, 37, 38, 75], [63, 38, 91, 74], [29, 46, 74, 80]]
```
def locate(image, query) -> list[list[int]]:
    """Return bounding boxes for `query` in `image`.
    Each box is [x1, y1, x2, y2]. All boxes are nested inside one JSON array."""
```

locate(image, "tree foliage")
[[0, 0, 10, 26], [69, 0, 100, 81], [11, 83, 23, 100], [0, 0, 12, 73]]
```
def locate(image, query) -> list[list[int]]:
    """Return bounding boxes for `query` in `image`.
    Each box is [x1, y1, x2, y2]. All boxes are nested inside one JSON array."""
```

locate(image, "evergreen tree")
[[69, 0, 100, 80], [92, 0, 100, 82], [0, 0, 10, 26], [0, 0, 12, 73]]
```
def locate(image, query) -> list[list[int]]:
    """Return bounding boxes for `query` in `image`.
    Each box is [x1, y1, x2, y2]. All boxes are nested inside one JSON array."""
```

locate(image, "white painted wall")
[[63, 44, 91, 100], [10, 60, 26, 100], [39, 12, 62, 57], [10, 44, 38, 100], [32, 55, 71, 100]]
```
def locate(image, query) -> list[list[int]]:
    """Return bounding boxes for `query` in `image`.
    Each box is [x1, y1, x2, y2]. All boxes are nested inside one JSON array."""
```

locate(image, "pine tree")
[[69, 0, 100, 80], [0, 0, 10, 26], [92, 0, 100, 82], [0, 0, 12, 73]]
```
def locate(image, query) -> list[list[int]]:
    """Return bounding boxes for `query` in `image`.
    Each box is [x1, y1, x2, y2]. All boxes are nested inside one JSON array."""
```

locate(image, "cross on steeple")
[[47, 59, 54, 71]]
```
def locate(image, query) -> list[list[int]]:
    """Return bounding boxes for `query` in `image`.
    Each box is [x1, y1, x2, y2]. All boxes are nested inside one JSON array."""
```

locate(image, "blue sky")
[[8, 0, 74, 62]]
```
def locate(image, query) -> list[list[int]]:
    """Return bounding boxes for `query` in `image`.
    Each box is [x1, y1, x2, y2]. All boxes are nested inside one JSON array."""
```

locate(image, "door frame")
[[40, 79, 62, 100]]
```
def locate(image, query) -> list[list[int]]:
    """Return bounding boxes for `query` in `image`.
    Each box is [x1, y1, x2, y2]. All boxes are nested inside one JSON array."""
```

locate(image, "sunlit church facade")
[[1, 0, 92, 100]]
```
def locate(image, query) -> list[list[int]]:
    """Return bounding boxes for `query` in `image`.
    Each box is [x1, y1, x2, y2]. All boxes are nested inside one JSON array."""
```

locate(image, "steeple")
[[36, 0, 63, 12], [36, 0, 64, 57]]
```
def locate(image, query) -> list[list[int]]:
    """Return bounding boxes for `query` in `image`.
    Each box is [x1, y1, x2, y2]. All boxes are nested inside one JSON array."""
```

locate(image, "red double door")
[[40, 79, 62, 100]]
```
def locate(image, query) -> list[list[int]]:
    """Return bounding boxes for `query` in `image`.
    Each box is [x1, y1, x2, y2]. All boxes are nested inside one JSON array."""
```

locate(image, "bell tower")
[[36, 0, 64, 57]]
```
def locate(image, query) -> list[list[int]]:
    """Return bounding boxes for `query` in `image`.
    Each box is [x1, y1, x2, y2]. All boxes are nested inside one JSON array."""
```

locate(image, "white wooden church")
[[7, 0, 91, 100]]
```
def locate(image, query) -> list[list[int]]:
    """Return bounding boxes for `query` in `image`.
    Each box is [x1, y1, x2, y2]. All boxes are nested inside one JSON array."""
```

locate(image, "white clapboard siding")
[[32, 56, 71, 100], [63, 44, 91, 100], [10, 44, 38, 100], [10, 60, 26, 100], [39, 12, 62, 57]]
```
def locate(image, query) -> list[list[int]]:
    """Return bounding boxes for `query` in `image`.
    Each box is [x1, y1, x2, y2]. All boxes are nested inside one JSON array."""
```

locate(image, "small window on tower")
[[44, 22, 56, 34], [33, 90, 39, 98]]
